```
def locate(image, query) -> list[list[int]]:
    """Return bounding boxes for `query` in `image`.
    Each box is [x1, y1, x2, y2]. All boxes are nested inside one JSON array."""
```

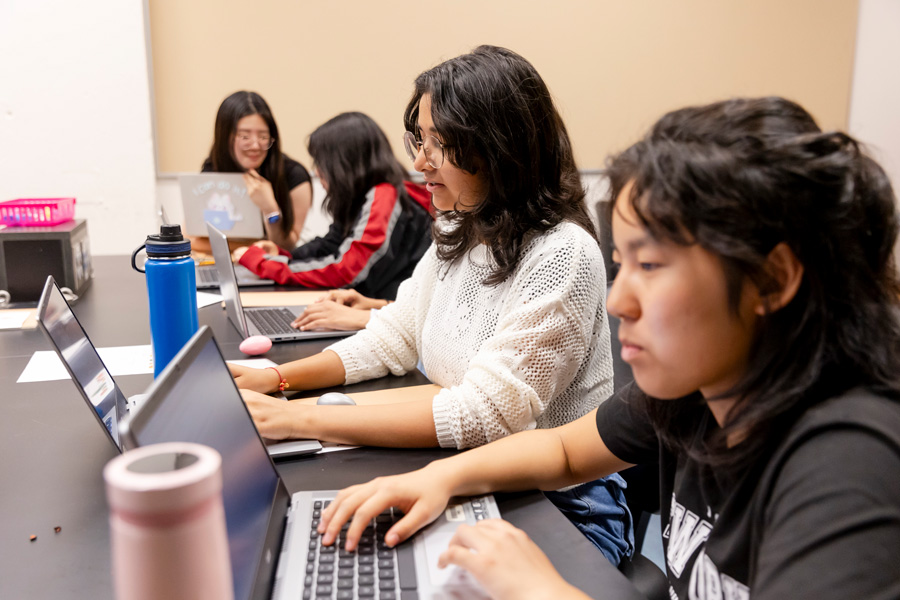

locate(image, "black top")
[[597, 384, 900, 600]]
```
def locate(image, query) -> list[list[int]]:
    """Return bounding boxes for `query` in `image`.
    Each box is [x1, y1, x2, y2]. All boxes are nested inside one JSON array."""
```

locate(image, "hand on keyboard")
[[239, 389, 301, 439], [318, 464, 455, 552], [292, 300, 371, 331]]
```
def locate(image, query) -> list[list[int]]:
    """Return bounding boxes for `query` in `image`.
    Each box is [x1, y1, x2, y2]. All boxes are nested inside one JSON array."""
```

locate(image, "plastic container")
[[0, 197, 76, 227], [104, 442, 234, 600], [131, 224, 199, 376]]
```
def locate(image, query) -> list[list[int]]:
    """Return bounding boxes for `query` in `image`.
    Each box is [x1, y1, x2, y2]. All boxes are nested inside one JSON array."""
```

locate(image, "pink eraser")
[[239, 335, 272, 355]]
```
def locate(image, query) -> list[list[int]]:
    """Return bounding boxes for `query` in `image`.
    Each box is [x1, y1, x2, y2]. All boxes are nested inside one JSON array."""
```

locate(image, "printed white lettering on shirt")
[[688, 551, 749, 600], [665, 496, 714, 577]]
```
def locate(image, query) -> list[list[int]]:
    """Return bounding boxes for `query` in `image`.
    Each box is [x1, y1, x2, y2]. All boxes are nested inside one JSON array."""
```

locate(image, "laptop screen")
[[207, 222, 250, 337], [122, 328, 282, 600], [36, 276, 129, 450], [180, 173, 264, 239]]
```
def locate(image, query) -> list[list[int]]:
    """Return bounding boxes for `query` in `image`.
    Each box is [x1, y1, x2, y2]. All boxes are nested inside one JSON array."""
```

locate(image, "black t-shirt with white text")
[[597, 385, 900, 600]]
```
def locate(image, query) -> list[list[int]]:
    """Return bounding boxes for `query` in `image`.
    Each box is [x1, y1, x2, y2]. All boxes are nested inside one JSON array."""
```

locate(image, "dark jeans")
[[545, 474, 634, 566]]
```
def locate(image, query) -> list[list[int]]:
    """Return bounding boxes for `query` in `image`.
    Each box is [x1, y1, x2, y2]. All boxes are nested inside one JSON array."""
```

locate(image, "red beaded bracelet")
[[266, 366, 288, 392]]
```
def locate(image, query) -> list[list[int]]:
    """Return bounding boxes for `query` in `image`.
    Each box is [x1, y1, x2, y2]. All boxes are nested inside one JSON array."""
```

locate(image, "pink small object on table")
[[239, 335, 273, 355]]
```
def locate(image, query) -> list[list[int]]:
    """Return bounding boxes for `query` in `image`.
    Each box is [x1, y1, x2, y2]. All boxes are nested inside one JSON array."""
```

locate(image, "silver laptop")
[[34, 276, 317, 461], [180, 172, 264, 239], [36, 276, 133, 451], [120, 326, 498, 600], [207, 222, 359, 342], [195, 261, 274, 290]]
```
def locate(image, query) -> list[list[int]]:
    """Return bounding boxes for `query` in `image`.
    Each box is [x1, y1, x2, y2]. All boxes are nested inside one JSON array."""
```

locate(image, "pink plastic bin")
[[0, 197, 76, 227]]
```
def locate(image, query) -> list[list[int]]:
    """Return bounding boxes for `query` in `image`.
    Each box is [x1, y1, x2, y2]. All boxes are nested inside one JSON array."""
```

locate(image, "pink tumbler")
[[103, 442, 233, 600]]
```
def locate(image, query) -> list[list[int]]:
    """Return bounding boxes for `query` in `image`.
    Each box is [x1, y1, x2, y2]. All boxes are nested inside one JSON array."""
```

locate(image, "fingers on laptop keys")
[[319, 484, 378, 549], [320, 477, 447, 551]]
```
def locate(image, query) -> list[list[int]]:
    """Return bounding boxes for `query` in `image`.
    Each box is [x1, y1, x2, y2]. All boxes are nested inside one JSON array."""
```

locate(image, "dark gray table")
[[0, 256, 641, 600]]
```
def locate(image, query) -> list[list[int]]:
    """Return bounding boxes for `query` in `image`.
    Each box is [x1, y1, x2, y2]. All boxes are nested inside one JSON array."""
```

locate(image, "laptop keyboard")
[[196, 266, 219, 284], [305, 501, 415, 600], [246, 308, 296, 336]]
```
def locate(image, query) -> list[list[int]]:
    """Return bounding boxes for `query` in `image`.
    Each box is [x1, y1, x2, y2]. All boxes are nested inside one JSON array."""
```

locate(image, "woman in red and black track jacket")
[[236, 112, 433, 300]]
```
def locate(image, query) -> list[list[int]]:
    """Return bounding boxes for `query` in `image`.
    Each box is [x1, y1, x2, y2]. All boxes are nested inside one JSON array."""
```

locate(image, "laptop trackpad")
[[421, 531, 484, 589], [417, 503, 491, 596]]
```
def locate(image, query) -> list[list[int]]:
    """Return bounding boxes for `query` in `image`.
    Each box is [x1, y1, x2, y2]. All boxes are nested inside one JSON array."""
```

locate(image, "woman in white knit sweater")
[[231, 45, 631, 563]]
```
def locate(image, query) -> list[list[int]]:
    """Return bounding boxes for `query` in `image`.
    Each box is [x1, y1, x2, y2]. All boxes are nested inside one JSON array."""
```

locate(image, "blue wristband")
[[265, 211, 281, 224]]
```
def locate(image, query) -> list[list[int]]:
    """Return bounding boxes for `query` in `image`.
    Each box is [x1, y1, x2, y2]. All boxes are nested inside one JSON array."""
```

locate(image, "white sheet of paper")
[[226, 358, 277, 369], [196, 291, 224, 309], [17, 345, 154, 383], [0, 310, 30, 329]]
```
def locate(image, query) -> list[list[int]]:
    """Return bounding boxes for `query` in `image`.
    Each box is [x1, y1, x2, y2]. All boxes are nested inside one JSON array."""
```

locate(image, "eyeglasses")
[[235, 133, 275, 150], [403, 131, 446, 169]]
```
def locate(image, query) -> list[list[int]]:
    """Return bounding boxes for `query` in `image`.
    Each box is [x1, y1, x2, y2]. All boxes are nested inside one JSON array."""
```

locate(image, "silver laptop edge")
[[35, 276, 130, 452]]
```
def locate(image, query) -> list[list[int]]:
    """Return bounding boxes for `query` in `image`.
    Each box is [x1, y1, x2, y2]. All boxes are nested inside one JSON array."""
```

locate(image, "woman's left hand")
[[244, 169, 278, 213], [239, 389, 302, 439], [437, 520, 585, 600]]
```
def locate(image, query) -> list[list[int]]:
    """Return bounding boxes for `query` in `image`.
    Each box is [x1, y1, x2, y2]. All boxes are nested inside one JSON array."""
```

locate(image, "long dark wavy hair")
[[308, 112, 418, 237], [403, 45, 597, 285], [206, 91, 293, 236], [605, 96, 900, 468]]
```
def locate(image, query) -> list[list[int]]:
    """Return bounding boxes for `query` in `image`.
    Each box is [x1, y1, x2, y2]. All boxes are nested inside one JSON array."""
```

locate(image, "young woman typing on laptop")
[[230, 46, 633, 565], [315, 97, 900, 599], [232, 112, 433, 301], [198, 90, 313, 253]]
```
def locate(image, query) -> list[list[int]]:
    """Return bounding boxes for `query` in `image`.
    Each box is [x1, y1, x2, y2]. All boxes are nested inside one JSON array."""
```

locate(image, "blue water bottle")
[[131, 224, 199, 376]]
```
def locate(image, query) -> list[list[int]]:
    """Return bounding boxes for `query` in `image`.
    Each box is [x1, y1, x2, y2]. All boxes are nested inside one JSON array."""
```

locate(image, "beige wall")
[[149, 0, 859, 174]]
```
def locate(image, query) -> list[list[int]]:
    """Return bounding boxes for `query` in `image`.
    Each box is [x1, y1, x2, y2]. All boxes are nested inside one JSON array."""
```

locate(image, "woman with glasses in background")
[[233, 111, 433, 302], [201, 90, 313, 252], [229, 45, 632, 566]]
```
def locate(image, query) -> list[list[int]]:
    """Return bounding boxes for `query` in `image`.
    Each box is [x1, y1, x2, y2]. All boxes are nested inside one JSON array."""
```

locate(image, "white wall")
[[849, 0, 900, 191], [849, 0, 900, 265], [0, 0, 157, 256]]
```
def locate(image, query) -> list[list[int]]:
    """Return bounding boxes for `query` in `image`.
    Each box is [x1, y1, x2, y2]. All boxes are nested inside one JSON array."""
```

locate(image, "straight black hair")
[[403, 45, 597, 285], [605, 96, 900, 468], [206, 91, 293, 236], [307, 112, 416, 237]]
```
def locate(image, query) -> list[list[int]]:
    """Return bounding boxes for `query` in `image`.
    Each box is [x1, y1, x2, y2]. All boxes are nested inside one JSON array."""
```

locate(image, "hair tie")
[[266, 366, 288, 392]]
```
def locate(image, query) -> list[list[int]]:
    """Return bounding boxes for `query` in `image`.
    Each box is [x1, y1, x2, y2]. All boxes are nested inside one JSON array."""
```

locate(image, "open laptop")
[[120, 326, 498, 600], [36, 276, 132, 451], [34, 276, 319, 460], [208, 222, 359, 342], [195, 261, 274, 290], [180, 172, 264, 239]]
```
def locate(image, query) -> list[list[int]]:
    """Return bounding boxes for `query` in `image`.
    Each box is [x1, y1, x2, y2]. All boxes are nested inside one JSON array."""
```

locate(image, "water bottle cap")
[[146, 224, 191, 257], [104, 442, 223, 516]]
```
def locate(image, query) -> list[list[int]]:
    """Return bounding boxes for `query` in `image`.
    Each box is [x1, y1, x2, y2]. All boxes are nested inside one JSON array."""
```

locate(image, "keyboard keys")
[[307, 504, 402, 598], [246, 307, 297, 335], [397, 542, 417, 590]]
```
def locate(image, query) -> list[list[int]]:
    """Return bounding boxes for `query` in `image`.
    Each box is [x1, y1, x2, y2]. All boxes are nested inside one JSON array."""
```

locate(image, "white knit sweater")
[[328, 221, 614, 449]]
